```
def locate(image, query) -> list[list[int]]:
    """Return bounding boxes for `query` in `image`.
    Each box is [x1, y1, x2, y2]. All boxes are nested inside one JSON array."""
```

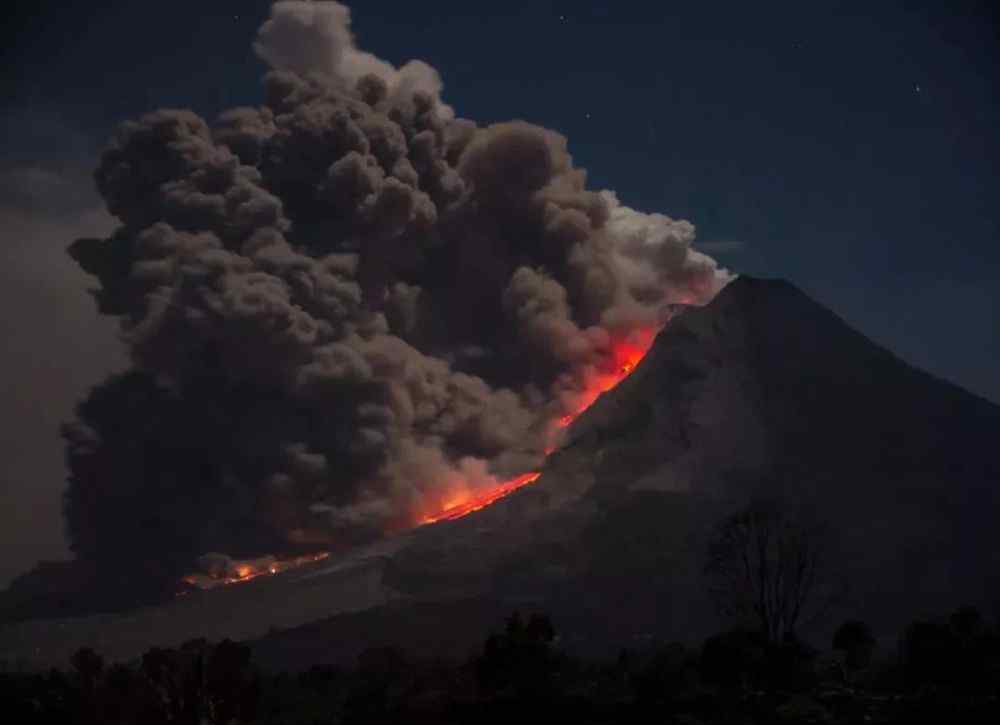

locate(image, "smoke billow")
[[63, 1, 729, 581]]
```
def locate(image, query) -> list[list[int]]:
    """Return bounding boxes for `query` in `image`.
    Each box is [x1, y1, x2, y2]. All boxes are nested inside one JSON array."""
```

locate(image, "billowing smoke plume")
[[64, 1, 729, 582]]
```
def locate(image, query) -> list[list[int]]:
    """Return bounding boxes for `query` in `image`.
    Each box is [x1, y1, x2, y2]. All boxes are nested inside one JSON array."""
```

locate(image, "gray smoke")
[[64, 1, 729, 578]]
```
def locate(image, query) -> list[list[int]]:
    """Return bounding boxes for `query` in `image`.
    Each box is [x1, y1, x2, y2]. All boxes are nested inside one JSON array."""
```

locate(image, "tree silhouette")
[[476, 612, 558, 698], [832, 620, 876, 683], [205, 639, 259, 724], [70, 647, 104, 688], [70, 647, 105, 724], [901, 607, 1000, 694], [901, 619, 959, 689], [705, 500, 837, 644]]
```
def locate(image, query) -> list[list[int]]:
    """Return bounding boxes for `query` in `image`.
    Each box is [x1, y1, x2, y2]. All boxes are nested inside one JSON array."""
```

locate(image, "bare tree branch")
[[705, 500, 835, 643]]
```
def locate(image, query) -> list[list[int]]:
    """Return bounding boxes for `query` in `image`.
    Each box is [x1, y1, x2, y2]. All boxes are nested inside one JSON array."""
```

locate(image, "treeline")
[[3, 607, 999, 724]]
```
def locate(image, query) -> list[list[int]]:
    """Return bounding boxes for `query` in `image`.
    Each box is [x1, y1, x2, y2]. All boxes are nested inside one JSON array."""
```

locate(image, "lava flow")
[[556, 327, 657, 428], [418, 472, 542, 525], [180, 329, 657, 591], [180, 552, 331, 591], [419, 328, 658, 526]]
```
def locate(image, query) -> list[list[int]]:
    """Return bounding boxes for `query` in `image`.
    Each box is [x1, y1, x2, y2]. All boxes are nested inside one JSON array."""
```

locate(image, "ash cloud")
[[63, 1, 729, 581]]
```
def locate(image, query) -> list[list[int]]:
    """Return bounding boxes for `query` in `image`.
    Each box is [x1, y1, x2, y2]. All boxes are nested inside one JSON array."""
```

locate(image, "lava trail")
[[181, 552, 331, 591], [418, 328, 657, 525]]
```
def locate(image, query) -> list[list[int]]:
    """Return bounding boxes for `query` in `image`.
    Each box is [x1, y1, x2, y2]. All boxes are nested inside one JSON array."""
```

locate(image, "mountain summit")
[[4, 276, 998, 666], [374, 275, 1000, 648]]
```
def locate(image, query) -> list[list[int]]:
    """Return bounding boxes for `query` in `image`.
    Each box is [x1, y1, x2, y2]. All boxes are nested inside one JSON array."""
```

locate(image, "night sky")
[[0, 0, 997, 585]]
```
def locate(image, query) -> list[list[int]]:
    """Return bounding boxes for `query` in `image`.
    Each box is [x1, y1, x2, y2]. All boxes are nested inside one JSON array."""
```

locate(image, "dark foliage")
[[832, 620, 876, 671], [475, 612, 558, 699], [3, 606, 1000, 723], [900, 607, 1000, 694], [2, 638, 260, 725]]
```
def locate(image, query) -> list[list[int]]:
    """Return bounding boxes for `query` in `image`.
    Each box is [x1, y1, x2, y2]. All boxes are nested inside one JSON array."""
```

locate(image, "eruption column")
[[60, 1, 728, 594]]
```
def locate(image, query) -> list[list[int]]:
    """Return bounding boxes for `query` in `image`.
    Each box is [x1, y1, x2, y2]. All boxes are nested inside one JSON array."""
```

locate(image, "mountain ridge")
[[3, 275, 997, 667]]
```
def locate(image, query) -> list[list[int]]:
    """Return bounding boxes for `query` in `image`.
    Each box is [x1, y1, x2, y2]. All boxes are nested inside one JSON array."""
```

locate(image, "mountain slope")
[[374, 275, 1000, 652], [3, 276, 998, 667]]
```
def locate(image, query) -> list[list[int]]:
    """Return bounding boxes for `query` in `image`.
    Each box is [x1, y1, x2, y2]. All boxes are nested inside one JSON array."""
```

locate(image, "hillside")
[[4, 276, 998, 668]]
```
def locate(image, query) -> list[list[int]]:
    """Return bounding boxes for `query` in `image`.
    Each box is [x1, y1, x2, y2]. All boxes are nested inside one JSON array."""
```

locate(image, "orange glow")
[[418, 472, 541, 525], [178, 329, 658, 590], [417, 327, 658, 526], [556, 327, 657, 428], [181, 551, 330, 591]]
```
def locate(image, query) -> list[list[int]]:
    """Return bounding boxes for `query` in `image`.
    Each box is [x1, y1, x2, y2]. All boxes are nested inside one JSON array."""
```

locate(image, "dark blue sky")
[[6, 0, 995, 400], [0, 2, 997, 581]]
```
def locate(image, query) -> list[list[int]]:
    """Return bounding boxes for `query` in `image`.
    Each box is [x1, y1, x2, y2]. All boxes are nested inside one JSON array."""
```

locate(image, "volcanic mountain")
[[3, 276, 998, 667]]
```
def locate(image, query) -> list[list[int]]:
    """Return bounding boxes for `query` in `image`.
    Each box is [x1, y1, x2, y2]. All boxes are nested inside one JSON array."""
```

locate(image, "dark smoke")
[[62, 1, 729, 585]]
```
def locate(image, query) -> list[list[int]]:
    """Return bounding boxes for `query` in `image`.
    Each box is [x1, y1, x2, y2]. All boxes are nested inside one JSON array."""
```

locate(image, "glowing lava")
[[555, 327, 657, 428], [419, 471, 542, 525], [181, 552, 330, 591], [179, 330, 657, 589], [418, 327, 658, 526]]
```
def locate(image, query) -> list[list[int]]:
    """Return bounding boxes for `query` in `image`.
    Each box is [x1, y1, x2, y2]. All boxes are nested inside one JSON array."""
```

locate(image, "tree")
[[901, 607, 999, 694], [705, 500, 838, 644], [476, 612, 558, 698], [71, 645, 105, 721], [832, 620, 876, 682], [205, 639, 259, 724], [901, 619, 959, 690], [70, 647, 104, 688], [700, 628, 767, 690]]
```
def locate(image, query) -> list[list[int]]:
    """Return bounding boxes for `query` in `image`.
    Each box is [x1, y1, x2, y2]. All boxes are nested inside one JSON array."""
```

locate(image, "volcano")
[[3, 276, 998, 667]]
